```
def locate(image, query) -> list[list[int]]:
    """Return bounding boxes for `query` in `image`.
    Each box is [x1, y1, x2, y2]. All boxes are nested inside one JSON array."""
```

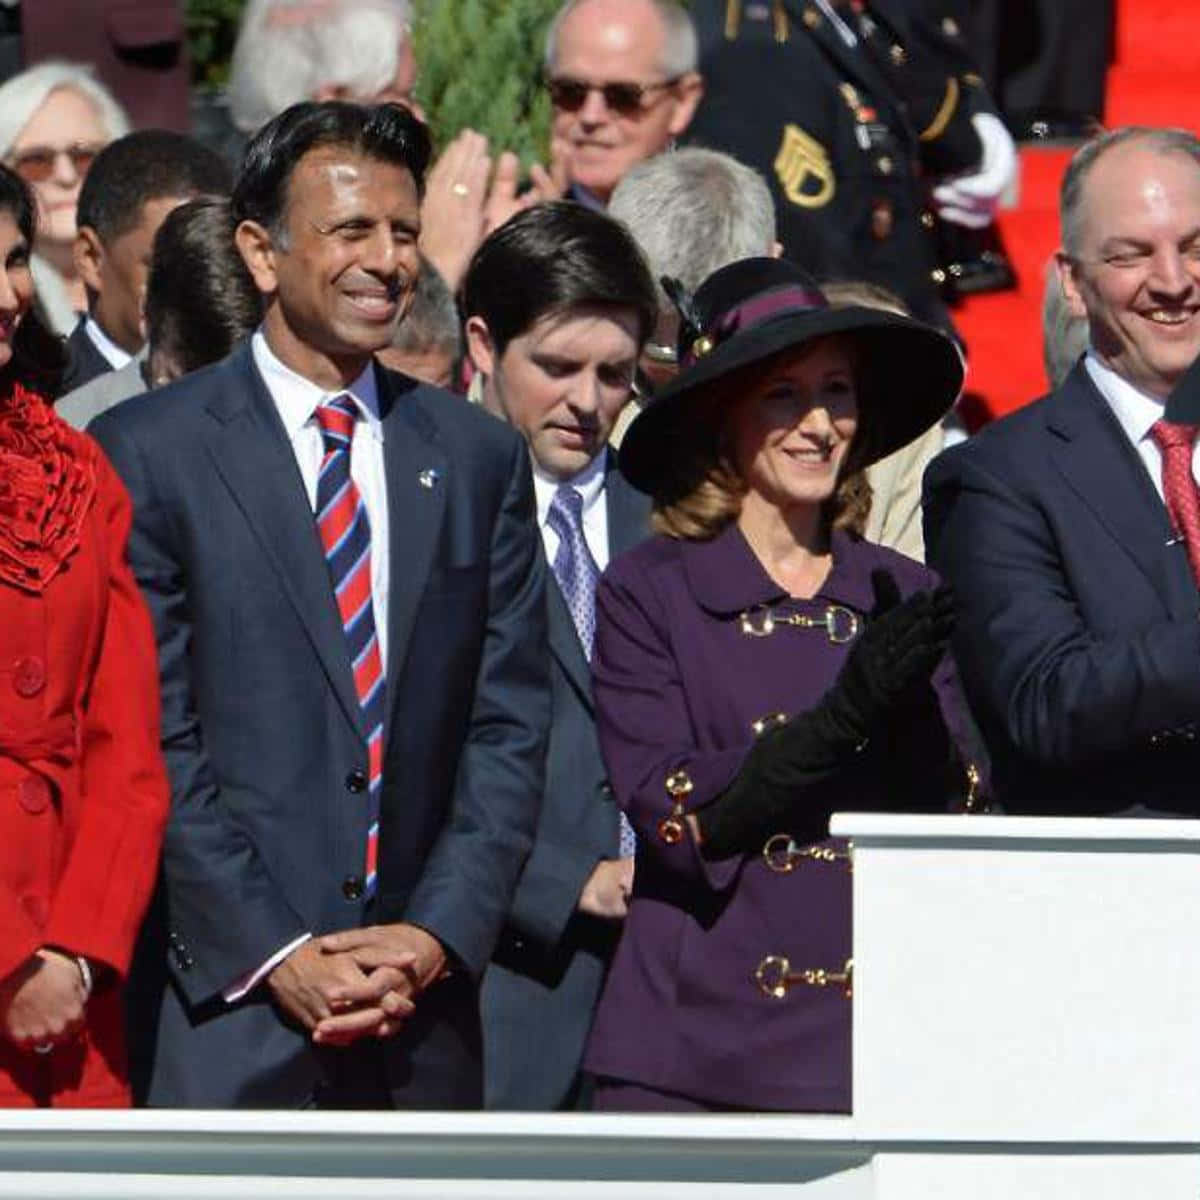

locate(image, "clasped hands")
[[0, 948, 89, 1052], [267, 922, 447, 1047]]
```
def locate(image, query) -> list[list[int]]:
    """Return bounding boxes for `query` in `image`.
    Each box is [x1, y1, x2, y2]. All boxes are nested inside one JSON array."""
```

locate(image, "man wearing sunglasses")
[[544, 0, 703, 209]]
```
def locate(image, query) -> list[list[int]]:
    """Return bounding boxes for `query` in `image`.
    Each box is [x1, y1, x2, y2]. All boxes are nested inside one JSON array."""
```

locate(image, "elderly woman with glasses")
[[0, 62, 129, 340], [583, 257, 985, 1113]]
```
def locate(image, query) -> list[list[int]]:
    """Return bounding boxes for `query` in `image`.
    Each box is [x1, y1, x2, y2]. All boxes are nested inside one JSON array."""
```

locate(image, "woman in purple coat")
[[585, 257, 978, 1112]]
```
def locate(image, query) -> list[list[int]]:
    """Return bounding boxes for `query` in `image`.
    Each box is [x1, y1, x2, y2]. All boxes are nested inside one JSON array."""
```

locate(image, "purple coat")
[[583, 523, 981, 1111]]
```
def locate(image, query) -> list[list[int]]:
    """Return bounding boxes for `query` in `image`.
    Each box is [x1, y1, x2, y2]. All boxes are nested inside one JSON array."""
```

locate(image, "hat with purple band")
[[619, 257, 965, 495]]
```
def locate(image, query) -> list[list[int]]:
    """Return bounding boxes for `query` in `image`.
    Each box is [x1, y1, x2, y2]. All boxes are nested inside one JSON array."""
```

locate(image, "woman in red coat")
[[0, 162, 168, 1107]]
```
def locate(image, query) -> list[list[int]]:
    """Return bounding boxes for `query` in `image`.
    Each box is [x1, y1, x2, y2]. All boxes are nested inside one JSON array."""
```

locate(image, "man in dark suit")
[[462, 202, 657, 1109], [62, 130, 232, 394], [924, 126, 1200, 817], [90, 101, 549, 1108]]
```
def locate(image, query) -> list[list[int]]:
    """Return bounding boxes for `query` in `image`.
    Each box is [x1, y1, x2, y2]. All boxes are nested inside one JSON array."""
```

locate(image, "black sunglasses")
[[545, 75, 681, 116]]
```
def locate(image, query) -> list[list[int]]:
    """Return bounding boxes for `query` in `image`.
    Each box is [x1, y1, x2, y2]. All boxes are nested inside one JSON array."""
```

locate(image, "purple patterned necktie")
[[546, 486, 637, 858]]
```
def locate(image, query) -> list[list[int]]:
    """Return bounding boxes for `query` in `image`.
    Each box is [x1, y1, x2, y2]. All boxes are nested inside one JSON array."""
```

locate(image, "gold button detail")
[[877, 155, 893, 175], [942, 16, 960, 37], [803, 6, 820, 28]]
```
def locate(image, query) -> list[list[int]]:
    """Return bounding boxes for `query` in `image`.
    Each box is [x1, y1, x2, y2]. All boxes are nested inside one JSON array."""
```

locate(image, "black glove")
[[696, 570, 956, 859]]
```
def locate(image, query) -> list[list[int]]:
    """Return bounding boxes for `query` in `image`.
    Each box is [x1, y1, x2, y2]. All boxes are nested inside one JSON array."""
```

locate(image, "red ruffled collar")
[[0, 382, 96, 593]]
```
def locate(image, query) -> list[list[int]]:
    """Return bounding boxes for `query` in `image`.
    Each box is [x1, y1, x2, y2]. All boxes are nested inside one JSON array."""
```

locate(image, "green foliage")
[[412, 0, 560, 164], [186, 0, 247, 89]]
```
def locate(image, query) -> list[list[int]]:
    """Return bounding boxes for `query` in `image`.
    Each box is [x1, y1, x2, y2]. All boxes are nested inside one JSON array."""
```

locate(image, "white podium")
[[831, 812, 1200, 1141], [3, 815, 1200, 1196]]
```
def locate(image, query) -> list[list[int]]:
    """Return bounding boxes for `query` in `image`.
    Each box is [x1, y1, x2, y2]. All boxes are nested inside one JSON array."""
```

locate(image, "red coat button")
[[13, 656, 45, 698], [18, 776, 50, 814]]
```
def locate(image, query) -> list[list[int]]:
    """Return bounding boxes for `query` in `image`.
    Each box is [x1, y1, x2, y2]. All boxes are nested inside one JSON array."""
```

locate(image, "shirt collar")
[[84, 316, 133, 370], [251, 328, 382, 440], [532, 450, 608, 528], [1084, 349, 1165, 446]]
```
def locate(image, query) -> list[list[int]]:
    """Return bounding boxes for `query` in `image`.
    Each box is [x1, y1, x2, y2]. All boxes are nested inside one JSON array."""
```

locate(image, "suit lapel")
[[203, 346, 365, 735], [1047, 365, 1196, 617], [605, 455, 652, 561], [378, 367, 448, 741]]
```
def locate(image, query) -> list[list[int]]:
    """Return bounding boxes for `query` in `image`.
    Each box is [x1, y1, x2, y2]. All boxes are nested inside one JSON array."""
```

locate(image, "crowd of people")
[[0, 0, 1197, 1117]]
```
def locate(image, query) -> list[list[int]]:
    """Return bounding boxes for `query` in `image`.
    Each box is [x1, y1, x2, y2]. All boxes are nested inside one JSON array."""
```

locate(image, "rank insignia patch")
[[774, 124, 835, 208]]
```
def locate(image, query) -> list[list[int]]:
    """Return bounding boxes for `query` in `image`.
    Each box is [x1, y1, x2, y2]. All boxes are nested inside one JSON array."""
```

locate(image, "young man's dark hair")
[[77, 130, 233, 247], [145, 197, 263, 383], [462, 199, 658, 355], [232, 100, 431, 238]]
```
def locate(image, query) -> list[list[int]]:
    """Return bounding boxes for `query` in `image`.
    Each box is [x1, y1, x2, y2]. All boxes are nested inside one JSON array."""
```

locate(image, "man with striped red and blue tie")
[[92, 101, 550, 1108], [462, 202, 657, 1110]]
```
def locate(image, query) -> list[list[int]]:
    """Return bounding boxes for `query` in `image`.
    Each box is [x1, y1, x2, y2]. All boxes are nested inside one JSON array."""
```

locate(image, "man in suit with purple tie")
[[91, 101, 550, 1108], [463, 201, 658, 1109]]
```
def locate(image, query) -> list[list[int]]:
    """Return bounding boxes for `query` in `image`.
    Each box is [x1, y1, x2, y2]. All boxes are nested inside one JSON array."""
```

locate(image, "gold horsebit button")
[[658, 769, 694, 844], [738, 603, 861, 644], [762, 833, 853, 873], [755, 955, 854, 999]]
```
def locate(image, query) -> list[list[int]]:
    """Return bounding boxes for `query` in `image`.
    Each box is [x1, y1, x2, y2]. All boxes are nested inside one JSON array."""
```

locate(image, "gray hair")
[[228, 0, 413, 135], [608, 147, 775, 308], [1060, 125, 1200, 257], [391, 257, 462, 365], [0, 60, 130, 158], [1041, 260, 1088, 388], [544, 0, 698, 79]]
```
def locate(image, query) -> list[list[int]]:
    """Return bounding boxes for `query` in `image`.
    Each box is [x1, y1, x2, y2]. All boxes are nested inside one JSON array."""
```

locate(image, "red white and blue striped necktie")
[[315, 394, 384, 899]]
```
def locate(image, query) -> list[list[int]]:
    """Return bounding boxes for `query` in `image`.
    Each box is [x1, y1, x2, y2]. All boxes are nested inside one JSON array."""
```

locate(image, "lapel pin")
[[418, 468, 440, 490]]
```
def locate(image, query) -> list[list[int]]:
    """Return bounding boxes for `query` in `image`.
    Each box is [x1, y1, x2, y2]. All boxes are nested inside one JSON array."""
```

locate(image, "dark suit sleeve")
[[925, 447, 1200, 770], [91, 418, 309, 1006], [402, 435, 550, 977], [503, 794, 607, 953]]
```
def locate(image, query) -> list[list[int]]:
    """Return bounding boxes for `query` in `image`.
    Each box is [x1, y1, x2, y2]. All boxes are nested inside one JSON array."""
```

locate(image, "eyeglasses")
[[8, 143, 103, 183], [545, 75, 681, 116]]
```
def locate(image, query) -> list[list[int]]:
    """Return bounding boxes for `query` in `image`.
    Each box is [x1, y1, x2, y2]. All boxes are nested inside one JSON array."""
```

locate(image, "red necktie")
[[315, 395, 384, 899], [1152, 419, 1200, 586]]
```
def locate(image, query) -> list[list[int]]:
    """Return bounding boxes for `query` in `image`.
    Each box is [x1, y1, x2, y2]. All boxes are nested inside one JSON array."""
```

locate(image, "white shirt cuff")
[[223, 932, 312, 1003]]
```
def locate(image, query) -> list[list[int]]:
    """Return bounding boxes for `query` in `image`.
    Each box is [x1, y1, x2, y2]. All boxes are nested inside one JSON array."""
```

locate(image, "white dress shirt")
[[225, 331, 392, 1002], [84, 315, 133, 371], [533, 452, 610, 573], [1085, 351, 1200, 500]]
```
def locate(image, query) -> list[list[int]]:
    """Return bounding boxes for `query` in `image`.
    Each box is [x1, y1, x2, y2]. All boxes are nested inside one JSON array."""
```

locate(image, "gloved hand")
[[931, 112, 1018, 229], [696, 570, 955, 859]]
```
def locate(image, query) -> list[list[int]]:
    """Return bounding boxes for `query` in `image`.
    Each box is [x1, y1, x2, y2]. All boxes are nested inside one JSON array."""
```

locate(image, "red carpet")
[[953, 0, 1200, 421]]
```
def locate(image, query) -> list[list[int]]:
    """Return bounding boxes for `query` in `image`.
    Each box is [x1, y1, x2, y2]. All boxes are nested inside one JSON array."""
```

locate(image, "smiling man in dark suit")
[[925, 126, 1200, 817], [90, 101, 549, 1108], [463, 202, 657, 1109]]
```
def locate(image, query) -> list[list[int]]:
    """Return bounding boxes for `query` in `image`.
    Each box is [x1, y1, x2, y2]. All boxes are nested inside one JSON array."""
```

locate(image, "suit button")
[[18, 776, 50, 814], [13, 656, 45, 697], [345, 769, 367, 794], [599, 782, 613, 798], [342, 875, 364, 901]]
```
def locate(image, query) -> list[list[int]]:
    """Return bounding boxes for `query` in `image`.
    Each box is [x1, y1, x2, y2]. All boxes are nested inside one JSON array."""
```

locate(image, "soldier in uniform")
[[686, 0, 1015, 331]]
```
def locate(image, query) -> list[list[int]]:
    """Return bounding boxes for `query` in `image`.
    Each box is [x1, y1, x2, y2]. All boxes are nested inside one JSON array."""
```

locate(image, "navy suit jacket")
[[90, 343, 550, 1107], [482, 457, 650, 1109], [60, 320, 113, 397], [924, 362, 1200, 816]]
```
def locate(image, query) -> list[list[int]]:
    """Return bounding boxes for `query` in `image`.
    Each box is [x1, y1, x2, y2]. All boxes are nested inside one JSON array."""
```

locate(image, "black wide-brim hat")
[[619, 257, 965, 496]]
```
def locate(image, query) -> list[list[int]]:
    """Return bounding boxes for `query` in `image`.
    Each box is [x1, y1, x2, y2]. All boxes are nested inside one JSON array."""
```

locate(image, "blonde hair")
[[650, 345, 872, 540]]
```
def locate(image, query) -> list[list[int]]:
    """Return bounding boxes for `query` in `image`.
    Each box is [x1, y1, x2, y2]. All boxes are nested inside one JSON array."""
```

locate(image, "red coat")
[[0, 385, 168, 1107]]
